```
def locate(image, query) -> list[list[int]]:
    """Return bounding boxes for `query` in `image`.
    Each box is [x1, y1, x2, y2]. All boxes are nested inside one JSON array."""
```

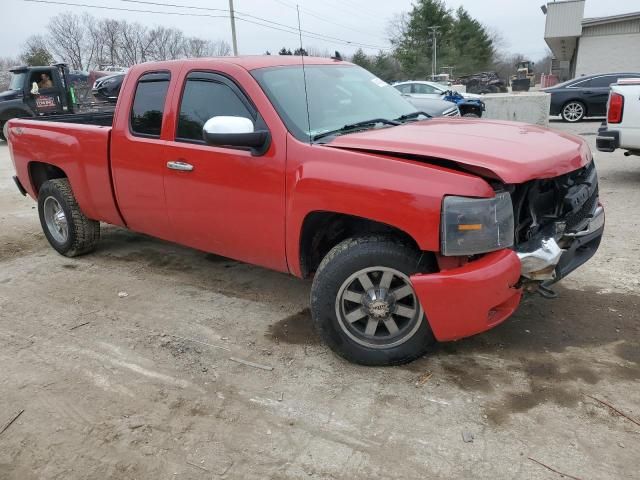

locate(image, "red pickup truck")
[[7, 57, 604, 365]]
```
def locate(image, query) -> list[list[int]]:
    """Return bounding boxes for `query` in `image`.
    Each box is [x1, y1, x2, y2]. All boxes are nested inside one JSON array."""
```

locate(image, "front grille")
[[512, 161, 598, 245]]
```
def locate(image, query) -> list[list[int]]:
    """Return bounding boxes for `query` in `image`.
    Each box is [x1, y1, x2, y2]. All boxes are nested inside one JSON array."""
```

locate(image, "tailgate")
[[8, 119, 124, 226]]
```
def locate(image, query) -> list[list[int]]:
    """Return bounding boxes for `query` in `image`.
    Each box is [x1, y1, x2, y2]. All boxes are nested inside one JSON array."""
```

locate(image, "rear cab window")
[[175, 71, 259, 144], [130, 72, 171, 137]]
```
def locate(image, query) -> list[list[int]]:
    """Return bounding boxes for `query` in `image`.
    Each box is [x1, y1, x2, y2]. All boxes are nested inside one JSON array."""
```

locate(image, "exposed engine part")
[[512, 161, 598, 247], [517, 238, 564, 280]]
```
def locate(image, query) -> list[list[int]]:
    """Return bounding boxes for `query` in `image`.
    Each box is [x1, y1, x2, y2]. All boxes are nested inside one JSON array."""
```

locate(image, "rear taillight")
[[608, 92, 624, 124]]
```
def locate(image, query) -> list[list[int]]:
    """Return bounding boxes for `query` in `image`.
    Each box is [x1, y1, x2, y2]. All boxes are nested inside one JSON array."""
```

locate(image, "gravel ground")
[[0, 119, 638, 480]]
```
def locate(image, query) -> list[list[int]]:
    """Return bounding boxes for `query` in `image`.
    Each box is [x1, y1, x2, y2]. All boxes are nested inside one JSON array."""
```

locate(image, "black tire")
[[0, 121, 7, 142], [561, 100, 586, 122], [38, 178, 100, 257], [462, 112, 480, 118], [310, 236, 435, 366]]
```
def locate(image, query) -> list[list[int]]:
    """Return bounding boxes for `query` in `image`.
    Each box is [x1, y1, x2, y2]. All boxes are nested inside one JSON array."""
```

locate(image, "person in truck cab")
[[38, 73, 53, 89], [6, 57, 605, 366]]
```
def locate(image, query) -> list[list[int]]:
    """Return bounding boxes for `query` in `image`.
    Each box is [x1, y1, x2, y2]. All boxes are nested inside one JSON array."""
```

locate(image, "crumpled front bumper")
[[409, 205, 605, 342], [410, 250, 522, 342]]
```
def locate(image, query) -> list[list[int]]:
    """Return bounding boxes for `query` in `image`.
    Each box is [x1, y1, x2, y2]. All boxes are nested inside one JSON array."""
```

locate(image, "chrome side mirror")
[[202, 116, 270, 155]]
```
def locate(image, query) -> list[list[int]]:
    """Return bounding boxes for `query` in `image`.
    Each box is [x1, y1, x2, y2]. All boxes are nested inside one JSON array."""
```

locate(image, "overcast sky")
[[1, 0, 639, 63]]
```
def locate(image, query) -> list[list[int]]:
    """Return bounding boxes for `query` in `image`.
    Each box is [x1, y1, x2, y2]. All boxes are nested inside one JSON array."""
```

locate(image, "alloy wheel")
[[335, 266, 423, 349]]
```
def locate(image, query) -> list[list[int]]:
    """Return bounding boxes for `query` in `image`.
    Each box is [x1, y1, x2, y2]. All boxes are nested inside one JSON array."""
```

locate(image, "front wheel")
[[38, 179, 100, 257], [310, 236, 435, 366], [561, 101, 586, 122]]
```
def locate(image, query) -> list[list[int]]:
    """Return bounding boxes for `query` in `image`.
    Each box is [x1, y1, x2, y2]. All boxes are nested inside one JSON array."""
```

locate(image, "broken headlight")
[[441, 192, 514, 256]]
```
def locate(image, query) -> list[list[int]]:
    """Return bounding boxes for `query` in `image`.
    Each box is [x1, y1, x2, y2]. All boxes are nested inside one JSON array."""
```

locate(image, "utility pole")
[[228, 0, 238, 56], [427, 26, 440, 80]]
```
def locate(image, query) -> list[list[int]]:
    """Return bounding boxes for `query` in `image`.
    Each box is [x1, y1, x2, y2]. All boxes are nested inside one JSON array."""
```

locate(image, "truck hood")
[[0, 90, 21, 102], [324, 118, 591, 184]]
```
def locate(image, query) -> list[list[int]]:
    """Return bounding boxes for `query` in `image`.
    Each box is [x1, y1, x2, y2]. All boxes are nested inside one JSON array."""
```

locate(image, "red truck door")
[[110, 71, 174, 239], [162, 71, 287, 271]]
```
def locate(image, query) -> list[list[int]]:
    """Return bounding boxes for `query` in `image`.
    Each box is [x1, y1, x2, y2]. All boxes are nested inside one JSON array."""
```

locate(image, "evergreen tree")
[[293, 47, 308, 56], [449, 7, 494, 74], [391, 0, 494, 77], [20, 36, 54, 66], [350, 48, 372, 71], [278, 47, 293, 55]]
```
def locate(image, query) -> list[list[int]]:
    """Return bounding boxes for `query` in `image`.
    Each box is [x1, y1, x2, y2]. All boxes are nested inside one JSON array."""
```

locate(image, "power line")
[[22, 0, 227, 18], [22, 0, 388, 50], [268, 0, 388, 42], [120, 0, 388, 49]]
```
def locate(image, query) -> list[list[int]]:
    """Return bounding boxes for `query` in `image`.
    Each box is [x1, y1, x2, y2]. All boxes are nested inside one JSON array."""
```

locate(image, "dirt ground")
[[0, 119, 638, 480]]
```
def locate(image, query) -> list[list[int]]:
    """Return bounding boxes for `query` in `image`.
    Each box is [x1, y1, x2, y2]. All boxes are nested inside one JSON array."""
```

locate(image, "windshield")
[[9, 72, 26, 91], [252, 64, 418, 141]]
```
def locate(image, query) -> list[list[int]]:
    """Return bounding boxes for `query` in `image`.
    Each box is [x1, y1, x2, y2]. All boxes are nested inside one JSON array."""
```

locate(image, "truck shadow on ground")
[[91, 226, 639, 425], [269, 284, 640, 425], [407, 286, 640, 424]]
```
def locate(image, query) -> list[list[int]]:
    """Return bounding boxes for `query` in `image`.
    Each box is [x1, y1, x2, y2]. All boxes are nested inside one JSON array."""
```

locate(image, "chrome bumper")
[[517, 206, 605, 281]]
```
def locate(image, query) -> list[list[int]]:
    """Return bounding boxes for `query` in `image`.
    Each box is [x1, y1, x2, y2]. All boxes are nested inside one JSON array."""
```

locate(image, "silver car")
[[405, 96, 460, 118]]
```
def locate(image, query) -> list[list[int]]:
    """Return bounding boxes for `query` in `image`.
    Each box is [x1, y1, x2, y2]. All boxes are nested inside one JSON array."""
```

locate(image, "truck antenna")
[[296, 4, 312, 145]]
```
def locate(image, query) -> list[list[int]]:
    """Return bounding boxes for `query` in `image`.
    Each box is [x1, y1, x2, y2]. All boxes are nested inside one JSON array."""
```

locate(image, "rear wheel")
[[0, 121, 7, 142], [561, 101, 586, 122], [38, 179, 100, 257], [310, 236, 435, 366]]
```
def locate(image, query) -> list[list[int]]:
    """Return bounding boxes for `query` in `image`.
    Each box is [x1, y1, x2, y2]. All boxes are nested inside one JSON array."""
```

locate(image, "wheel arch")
[[28, 161, 68, 194], [298, 211, 434, 278]]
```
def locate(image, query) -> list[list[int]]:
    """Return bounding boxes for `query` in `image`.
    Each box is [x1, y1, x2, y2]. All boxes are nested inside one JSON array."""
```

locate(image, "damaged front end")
[[511, 160, 604, 291]]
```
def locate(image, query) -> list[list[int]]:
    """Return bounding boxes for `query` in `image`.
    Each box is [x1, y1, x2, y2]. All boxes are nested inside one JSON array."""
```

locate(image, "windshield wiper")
[[312, 118, 399, 142], [394, 111, 432, 122]]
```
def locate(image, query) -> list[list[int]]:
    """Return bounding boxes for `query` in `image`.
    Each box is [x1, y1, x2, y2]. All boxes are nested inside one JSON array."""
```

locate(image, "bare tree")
[[184, 37, 209, 58], [48, 13, 86, 70], [304, 46, 332, 57], [387, 12, 409, 47], [119, 22, 151, 65], [42, 11, 231, 69], [0, 57, 21, 90], [208, 40, 231, 57], [148, 26, 184, 61]]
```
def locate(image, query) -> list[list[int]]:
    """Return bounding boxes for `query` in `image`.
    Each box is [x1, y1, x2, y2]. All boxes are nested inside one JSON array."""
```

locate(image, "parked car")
[[544, 72, 640, 122], [404, 96, 460, 118], [597, 78, 640, 156], [394, 81, 484, 117], [92, 73, 125, 103], [7, 57, 604, 366], [393, 80, 482, 100]]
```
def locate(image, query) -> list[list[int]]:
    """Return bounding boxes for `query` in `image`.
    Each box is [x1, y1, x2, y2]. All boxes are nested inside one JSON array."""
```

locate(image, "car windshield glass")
[[9, 72, 26, 91], [252, 64, 418, 142]]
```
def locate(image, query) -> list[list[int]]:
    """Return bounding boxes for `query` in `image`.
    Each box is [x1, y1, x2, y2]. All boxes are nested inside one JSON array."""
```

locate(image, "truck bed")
[[8, 116, 124, 227], [30, 109, 114, 127]]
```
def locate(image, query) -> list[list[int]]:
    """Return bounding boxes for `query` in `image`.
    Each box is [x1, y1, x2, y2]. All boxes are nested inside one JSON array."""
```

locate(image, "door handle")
[[166, 160, 194, 172], [583, 90, 593, 94]]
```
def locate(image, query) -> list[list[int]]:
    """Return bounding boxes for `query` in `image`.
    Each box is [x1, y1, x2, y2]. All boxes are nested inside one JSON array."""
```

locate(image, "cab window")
[[176, 72, 255, 142], [130, 72, 170, 137], [29, 71, 56, 91], [413, 83, 438, 94], [395, 84, 412, 94]]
